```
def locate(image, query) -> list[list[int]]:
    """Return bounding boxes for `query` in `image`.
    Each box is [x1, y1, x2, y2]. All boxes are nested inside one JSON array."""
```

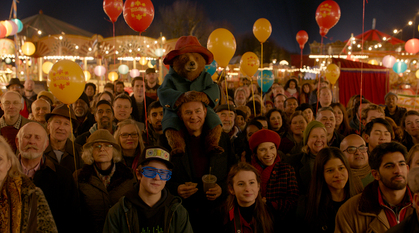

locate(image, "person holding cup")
[[248, 129, 299, 230]]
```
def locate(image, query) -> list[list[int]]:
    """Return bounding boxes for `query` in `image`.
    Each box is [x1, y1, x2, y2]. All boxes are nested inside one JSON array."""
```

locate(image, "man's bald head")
[[340, 134, 369, 169]]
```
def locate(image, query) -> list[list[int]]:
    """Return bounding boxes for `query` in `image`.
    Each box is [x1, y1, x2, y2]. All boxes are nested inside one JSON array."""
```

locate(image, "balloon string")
[[224, 70, 229, 112], [316, 75, 321, 114], [321, 37, 323, 55], [68, 104, 79, 190], [113, 22, 116, 66], [143, 77, 149, 144], [359, 0, 366, 135], [260, 42, 264, 114], [300, 49, 303, 69], [251, 82, 256, 117]]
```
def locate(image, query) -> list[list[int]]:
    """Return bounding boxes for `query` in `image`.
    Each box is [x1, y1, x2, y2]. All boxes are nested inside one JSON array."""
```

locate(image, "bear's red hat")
[[164, 36, 214, 65]]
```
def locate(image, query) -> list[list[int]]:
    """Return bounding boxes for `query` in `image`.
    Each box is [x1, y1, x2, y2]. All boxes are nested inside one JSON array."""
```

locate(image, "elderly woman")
[[286, 121, 328, 195], [75, 129, 137, 233], [114, 119, 145, 171], [248, 129, 299, 230], [0, 136, 57, 232]]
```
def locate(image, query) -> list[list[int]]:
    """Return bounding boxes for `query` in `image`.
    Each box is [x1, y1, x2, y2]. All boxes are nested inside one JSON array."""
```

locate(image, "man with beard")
[[384, 92, 407, 126], [17, 122, 79, 233], [30, 99, 51, 127], [44, 104, 83, 173], [274, 93, 287, 111], [364, 118, 393, 154], [316, 107, 344, 148], [335, 142, 414, 232], [234, 87, 247, 107], [75, 100, 117, 146], [72, 92, 96, 137], [0, 91, 33, 152], [142, 101, 163, 147], [340, 134, 374, 193], [145, 68, 160, 100], [284, 97, 299, 120]]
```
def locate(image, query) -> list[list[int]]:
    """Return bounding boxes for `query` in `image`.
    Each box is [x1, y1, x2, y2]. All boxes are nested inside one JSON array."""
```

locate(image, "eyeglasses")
[[120, 133, 139, 139], [343, 145, 368, 154], [93, 143, 113, 149], [141, 166, 172, 181]]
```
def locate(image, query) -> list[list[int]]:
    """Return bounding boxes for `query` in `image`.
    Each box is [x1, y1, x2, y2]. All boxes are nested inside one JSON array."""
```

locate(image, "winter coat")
[[158, 67, 221, 132], [385, 210, 419, 233], [32, 157, 79, 233], [130, 95, 155, 124], [44, 137, 83, 173], [74, 162, 137, 233], [103, 185, 193, 233], [18, 175, 58, 232], [335, 180, 414, 233], [74, 112, 96, 138]]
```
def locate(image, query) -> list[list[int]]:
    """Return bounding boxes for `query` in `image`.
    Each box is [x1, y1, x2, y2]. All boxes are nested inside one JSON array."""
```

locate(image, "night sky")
[[0, 0, 418, 54]]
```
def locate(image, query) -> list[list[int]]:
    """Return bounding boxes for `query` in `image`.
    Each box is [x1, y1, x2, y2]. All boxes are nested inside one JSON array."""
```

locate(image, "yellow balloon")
[[240, 52, 260, 77], [253, 18, 272, 43], [48, 60, 85, 105], [207, 28, 236, 68], [108, 71, 118, 81], [22, 42, 36, 56], [1, 21, 12, 37], [416, 70, 419, 79], [84, 71, 91, 81], [139, 57, 148, 65], [325, 64, 340, 85], [148, 60, 155, 68], [42, 61, 54, 74], [368, 59, 378, 65]]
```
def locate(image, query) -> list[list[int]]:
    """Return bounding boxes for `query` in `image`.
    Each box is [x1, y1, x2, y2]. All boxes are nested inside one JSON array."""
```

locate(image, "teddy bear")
[[157, 35, 223, 156]]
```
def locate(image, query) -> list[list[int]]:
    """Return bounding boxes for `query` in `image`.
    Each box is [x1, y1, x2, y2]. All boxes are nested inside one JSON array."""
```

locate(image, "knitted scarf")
[[251, 155, 281, 197], [351, 164, 371, 194], [0, 175, 23, 233]]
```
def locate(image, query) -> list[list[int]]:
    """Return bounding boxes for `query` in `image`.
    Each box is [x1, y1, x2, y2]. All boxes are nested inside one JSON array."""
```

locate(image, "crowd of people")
[[1, 70, 419, 233]]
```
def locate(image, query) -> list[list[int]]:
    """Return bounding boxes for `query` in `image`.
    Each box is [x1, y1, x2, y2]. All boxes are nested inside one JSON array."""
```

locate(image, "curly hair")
[[81, 145, 122, 165]]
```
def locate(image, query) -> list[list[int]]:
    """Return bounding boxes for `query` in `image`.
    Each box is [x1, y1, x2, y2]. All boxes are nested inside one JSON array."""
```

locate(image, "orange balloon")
[[325, 63, 340, 85], [108, 71, 118, 81], [207, 28, 236, 68], [48, 60, 85, 104], [1, 21, 12, 37], [139, 57, 148, 65], [240, 52, 260, 77], [253, 18, 272, 43]]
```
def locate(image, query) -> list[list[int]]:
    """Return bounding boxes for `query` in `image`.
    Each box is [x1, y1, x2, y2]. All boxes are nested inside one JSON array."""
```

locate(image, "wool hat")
[[163, 36, 214, 65], [37, 91, 55, 105], [303, 120, 326, 145], [83, 129, 120, 151], [215, 104, 236, 113], [45, 104, 78, 129], [146, 68, 156, 74], [78, 92, 90, 106], [248, 129, 281, 152], [235, 109, 247, 119], [7, 78, 23, 89], [384, 92, 398, 101], [296, 103, 312, 112], [408, 167, 419, 193], [139, 146, 174, 169]]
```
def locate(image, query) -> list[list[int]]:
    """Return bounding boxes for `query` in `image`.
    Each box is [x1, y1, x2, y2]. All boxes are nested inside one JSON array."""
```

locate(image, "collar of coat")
[[358, 180, 412, 215], [78, 162, 133, 191]]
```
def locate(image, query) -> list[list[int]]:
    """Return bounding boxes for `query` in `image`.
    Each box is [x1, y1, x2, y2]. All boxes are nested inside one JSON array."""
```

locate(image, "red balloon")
[[319, 27, 329, 37], [123, 0, 154, 33], [315, 0, 341, 36], [103, 0, 123, 23], [405, 38, 419, 54], [296, 30, 309, 49], [0, 23, 6, 38]]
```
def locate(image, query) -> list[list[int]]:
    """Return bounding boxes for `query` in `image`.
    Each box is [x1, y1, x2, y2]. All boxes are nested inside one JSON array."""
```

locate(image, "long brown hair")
[[305, 147, 356, 228], [225, 162, 273, 233], [331, 103, 351, 136]]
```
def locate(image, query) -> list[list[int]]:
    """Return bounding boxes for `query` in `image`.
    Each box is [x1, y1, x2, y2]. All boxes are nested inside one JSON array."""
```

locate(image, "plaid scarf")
[[0, 175, 23, 233], [94, 164, 116, 188]]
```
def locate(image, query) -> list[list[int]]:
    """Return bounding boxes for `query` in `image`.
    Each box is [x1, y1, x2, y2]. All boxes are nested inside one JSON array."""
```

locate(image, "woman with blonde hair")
[[0, 136, 57, 232], [114, 119, 145, 170]]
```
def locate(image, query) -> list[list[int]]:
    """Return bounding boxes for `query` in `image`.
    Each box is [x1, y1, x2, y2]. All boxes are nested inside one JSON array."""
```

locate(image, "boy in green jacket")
[[103, 146, 193, 233]]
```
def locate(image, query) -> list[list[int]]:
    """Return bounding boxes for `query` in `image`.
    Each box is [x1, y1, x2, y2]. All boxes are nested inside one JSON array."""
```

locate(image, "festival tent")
[[333, 58, 389, 106], [344, 29, 405, 45], [18, 11, 94, 38]]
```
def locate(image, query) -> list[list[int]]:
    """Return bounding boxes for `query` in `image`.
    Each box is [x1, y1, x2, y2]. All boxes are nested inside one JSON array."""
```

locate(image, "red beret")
[[248, 129, 281, 152]]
